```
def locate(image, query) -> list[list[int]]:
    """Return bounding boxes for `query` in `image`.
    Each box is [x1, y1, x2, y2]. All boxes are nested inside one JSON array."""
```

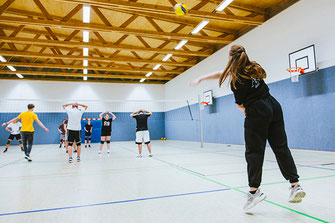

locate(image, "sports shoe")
[[289, 183, 306, 203], [85, 145, 87, 148], [3, 148, 8, 153], [137, 154, 143, 158], [149, 154, 153, 157], [98, 150, 102, 154], [88, 145, 91, 148], [26, 156, 32, 162], [68, 157, 73, 163], [77, 157, 80, 162], [243, 189, 266, 211], [74, 150, 77, 153], [107, 150, 110, 154], [59, 145, 62, 148]]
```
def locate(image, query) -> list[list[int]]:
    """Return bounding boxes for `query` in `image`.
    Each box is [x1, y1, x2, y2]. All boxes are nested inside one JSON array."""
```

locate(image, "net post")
[[198, 94, 204, 148]]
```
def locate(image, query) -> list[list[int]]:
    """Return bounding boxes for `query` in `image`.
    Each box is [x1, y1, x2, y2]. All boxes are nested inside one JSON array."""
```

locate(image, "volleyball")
[[174, 3, 188, 16]]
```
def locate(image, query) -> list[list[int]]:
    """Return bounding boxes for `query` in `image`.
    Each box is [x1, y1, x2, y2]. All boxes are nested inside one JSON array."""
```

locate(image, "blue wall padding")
[[165, 65, 335, 151], [0, 112, 165, 145]]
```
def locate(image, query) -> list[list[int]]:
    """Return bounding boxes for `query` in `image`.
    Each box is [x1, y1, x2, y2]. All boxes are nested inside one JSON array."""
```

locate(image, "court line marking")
[[0, 188, 230, 217], [153, 157, 330, 223]]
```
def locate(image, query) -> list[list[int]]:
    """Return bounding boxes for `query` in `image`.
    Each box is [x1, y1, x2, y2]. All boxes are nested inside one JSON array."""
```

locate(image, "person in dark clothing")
[[84, 119, 93, 148], [190, 45, 305, 210], [130, 110, 152, 158], [58, 119, 67, 148], [99, 111, 116, 154]]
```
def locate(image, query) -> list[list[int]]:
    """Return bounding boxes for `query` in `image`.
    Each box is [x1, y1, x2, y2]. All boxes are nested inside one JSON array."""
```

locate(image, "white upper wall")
[[0, 80, 165, 112], [164, 0, 335, 105]]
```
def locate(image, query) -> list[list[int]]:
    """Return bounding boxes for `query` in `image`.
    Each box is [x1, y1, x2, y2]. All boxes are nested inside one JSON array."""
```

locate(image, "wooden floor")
[[0, 140, 334, 223]]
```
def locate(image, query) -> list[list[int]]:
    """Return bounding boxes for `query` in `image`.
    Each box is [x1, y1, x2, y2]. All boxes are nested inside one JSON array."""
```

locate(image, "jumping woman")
[[190, 45, 306, 210], [99, 111, 116, 154]]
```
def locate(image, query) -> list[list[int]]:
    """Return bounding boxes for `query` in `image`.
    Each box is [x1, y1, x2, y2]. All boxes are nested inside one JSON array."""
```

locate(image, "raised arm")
[[1, 117, 19, 127], [189, 70, 223, 86], [130, 110, 140, 117], [62, 103, 72, 110], [99, 112, 104, 120], [35, 119, 49, 133], [78, 103, 88, 110], [143, 110, 152, 116], [107, 111, 116, 120]]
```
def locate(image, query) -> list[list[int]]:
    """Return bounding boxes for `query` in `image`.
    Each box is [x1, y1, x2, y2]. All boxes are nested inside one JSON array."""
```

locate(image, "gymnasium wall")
[[164, 0, 335, 151], [0, 80, 165, 146]]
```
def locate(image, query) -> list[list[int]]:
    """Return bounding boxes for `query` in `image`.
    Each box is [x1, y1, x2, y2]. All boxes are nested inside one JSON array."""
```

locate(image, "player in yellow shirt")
[[2, 104, 49, 162]]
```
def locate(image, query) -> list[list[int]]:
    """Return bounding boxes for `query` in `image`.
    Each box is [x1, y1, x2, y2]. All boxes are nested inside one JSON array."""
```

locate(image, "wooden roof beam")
[[0, 16, 233, 44], [0, 50, 195, 67], [0, 70, 173, 80], [0, 62, 182, 74], [57, 0, 264, 25]]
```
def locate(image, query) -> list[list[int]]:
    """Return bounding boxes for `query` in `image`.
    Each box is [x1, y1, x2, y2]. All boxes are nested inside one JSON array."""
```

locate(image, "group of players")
[[2, 102, 153, 163]]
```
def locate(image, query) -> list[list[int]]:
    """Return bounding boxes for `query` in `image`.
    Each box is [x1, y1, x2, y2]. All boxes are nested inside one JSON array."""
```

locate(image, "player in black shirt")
[[99, 111, 116, 154], [130, 110, 152, 158], [84, 119, 93, 148], [191, 45, 305, 210]]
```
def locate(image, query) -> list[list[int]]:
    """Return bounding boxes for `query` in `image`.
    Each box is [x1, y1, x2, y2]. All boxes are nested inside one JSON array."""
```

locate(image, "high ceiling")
[[0, 0, 299, 84]]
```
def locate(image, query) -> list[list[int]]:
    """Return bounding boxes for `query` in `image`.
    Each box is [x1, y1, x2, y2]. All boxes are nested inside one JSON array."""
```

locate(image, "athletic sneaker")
[[98, 150, 102, 154], [107, 150, 110, 154], [77, 157, 80, 162], [137, 154, 143, 158], [149, 154, 153, 157], [3, 148, 7, 153], [289, 183, 306, 203], [74, 150, 77, 153], [27, 156, 32, 162], [88, 145, 91, 148], [68, 157, 73, 163], [243, 189, 266, 211], [59, 145, 62, 148], [85, 145, 87, 148]]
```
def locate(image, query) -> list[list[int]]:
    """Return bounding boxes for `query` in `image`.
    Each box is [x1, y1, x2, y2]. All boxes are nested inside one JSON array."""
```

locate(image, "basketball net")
[[287, 67, 305, 82]]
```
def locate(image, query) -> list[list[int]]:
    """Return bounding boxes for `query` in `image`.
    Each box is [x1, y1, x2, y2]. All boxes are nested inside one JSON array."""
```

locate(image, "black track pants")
[[244, 95, 299, 188]]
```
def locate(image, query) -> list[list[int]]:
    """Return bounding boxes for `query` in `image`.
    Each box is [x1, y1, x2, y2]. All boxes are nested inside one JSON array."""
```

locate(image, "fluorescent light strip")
[[140, 78, 146, 82], [0, 55, 6, 62], [153, 64, 161, 70], [216, 0, 234, 11], [83, 69, 88, 74], [83, 5, 91, 23], [83, 31, 89, 42], [191, 20, 210, 34], [83, 76, 88, 81], [162, 54, 173, 61], [174, 40, 188, 50], [145, 72, 153, 77], [83, 48, 89, 56], [7, 65, 16, 71], [16, 73, 24, 79], [83, 60, 88, 67]]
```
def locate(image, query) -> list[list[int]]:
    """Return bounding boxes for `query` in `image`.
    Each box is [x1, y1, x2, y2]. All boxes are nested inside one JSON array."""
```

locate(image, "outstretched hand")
[[1, 123, 6, 127]]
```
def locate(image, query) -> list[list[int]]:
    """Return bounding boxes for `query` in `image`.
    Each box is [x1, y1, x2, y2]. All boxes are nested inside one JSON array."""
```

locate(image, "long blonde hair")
[[219, 45, 266, 89]]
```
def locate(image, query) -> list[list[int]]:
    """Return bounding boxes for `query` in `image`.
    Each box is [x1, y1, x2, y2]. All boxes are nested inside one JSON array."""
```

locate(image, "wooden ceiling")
[[0, 0, 299, 84]]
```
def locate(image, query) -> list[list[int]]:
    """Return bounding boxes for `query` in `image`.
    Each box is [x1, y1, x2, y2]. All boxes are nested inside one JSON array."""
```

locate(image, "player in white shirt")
[[62, 102, 88, 163], [3, 120, 23, 153]]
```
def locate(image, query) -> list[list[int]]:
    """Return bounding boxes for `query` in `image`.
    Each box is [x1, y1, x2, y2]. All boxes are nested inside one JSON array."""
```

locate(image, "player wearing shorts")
[[130, 110, 152, 158], [58, 120, 67, 148], [63, 102, 88, 163], [99, 111, 116, 154], [3, 120, 23, 153], [84, 120, 93, 148], [2, 104, 49, 161]]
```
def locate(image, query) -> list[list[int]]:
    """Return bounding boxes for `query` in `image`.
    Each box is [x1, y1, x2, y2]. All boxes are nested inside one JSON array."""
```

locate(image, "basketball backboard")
[[289, 45, 317, 74], [203, 90, 213, 105]]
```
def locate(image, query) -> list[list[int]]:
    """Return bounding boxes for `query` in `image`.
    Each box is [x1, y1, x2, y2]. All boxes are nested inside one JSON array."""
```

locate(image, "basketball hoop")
[[286, 67, 304, 82], [200, 101, 209, 110]]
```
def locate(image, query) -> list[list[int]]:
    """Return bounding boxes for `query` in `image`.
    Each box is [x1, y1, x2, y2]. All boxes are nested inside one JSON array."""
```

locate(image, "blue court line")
[[0, 188, 230, 217]]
